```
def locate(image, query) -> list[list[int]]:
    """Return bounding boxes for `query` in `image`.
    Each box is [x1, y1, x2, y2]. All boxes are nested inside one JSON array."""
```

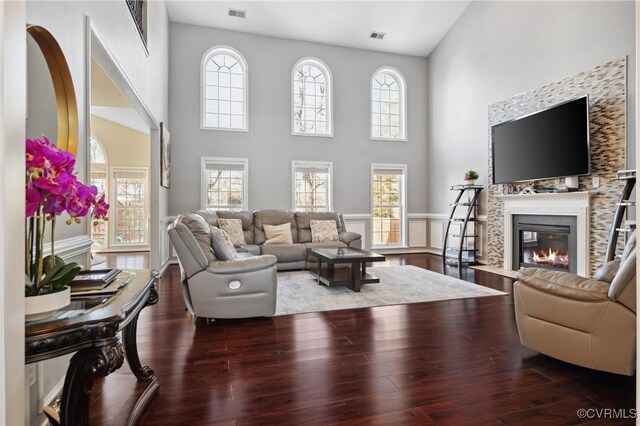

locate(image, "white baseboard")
[[158, 258, 177, 277]]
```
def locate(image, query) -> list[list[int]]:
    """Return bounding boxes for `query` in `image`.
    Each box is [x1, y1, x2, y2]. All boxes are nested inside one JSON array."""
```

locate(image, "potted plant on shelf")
[[464, 169, 479, 186], [25, 136, 109, 320]]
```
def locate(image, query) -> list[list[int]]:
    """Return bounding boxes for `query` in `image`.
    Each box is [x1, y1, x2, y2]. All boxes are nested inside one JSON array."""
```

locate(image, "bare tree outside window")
[[202, 158, 248, 211], [371, 68, 406, 140], [292, 161, 332, 212], [113, 169, 147, 246], [293, 59, 331, 135], [206, 169, 244, 209], [294, 172, 327, 211], [372, 168, 405, 246]]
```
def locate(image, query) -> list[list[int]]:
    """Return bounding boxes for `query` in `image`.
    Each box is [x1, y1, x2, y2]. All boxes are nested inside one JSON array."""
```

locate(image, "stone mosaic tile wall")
[[487, 57, 627, 277]]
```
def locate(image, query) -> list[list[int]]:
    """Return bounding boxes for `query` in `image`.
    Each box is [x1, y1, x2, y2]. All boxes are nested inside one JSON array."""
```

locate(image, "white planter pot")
[[25, 286, 71, 322]]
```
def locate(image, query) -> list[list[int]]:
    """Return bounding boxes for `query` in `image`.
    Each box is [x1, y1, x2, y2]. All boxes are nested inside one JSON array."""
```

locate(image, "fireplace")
[[512, 215, 577, 273]]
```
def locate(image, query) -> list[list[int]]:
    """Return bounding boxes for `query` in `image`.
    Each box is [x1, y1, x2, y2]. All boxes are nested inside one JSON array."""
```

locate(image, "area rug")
[[275, 265, 507, 315]]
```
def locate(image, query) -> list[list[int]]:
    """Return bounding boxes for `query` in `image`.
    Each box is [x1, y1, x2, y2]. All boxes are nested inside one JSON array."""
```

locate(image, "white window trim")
[[370, 66, 407, 142], [200, 157, 249, 211], [371, 163, 408, 249], [109, 166, 150, 249], [200, 45, 249, 132], [291, 57, 333, 138], [291, 160, 334, 212]]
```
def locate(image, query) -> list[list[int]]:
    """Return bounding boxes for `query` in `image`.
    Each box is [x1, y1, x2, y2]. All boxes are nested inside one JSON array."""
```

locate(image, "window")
[[89, 136, 108, 249], [292, 57, 332, 136], [111, 168, 148, 247], [371, 164, 407, 247], [292, 161, 333, 212], [201, 158, 248, 211], [371, 67, 407, 141], [201, 46, 248, 131]]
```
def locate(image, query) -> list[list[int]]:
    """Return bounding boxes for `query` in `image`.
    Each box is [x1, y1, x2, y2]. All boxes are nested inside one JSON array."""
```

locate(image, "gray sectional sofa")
[[194, 209, 362, 270], [167, 209, 361, 319]]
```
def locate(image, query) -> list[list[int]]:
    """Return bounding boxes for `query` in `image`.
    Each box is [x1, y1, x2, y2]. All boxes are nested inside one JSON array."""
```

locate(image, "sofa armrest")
[[206, 255, 277, 274], [339, 231, 361, 246], [516, 268, 610, 301], [168, 221, 208, 277]]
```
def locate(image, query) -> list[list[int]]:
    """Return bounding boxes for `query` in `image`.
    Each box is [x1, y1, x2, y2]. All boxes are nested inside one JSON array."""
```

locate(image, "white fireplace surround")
[[496, 191, 593, 276]]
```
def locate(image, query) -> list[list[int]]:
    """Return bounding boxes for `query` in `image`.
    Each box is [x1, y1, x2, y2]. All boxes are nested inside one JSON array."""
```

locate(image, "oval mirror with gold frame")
[[26, 25, 78, 155]]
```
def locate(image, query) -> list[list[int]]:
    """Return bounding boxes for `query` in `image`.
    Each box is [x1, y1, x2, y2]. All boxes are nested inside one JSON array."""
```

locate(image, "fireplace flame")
[[532, 248, 569, 268]]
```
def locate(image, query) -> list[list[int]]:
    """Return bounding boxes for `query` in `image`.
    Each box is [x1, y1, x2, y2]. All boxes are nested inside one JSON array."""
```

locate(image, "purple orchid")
[[25, 136, 111, 295]]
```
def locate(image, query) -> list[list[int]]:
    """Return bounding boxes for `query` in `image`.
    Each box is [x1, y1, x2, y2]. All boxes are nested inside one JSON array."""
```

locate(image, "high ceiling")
[[166, 1, 471, 57]]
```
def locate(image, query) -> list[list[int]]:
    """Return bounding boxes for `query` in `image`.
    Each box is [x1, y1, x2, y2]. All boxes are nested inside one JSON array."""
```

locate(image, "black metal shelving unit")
[[606, 170, 636, 262], [443, 185, 483, 267]]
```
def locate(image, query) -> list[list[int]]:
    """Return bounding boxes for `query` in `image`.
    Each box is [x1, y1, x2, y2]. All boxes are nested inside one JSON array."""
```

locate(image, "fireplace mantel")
[[496, 191, 594, 276]]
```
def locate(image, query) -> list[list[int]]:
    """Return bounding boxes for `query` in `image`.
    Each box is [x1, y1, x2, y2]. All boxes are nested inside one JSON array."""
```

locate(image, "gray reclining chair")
[[168, 214, 278, 319]]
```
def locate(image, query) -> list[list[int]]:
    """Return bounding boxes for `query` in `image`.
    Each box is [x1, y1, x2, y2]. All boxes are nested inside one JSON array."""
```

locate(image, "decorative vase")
[[25, 286, 71, 321], [464, 179, 476, 186]]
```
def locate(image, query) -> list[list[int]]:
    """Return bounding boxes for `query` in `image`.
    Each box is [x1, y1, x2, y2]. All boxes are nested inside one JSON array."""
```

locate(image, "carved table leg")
[[122, 286, 158, 381], [60, 340, 124, 426]]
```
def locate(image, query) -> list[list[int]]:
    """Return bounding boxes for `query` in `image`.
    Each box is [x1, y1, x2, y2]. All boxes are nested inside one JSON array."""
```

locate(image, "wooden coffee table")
[[307, 247, 386, 292]]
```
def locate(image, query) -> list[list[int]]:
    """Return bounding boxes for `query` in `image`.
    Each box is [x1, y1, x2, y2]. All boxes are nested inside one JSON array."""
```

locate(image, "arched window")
[[201, 46, 248, 131], [292, 57, 332, 137], [89, 136, 107, 191], [371, 67, 406, 141], [89, 136, 108, 248]]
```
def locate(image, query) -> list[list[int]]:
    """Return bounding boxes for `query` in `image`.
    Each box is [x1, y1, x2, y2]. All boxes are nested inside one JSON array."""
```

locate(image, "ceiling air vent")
[[228, 9, 246, 19], [370, 32, 386, 40]]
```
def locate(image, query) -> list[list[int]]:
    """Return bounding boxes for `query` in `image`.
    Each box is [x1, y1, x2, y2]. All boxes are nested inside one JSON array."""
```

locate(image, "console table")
[[25, 269, 159, 426]]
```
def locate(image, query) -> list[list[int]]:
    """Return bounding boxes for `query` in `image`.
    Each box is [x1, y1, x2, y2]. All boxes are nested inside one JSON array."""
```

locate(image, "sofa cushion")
[[218, 218, 247, 246], [304, 241, 348, 251], [181, 213, 216, 262], [210, 226, 237, 261], [254, 210, 297, 244], [310, 219, 339, 242], [236, 244, 261, 256], [216, 211, 254, 244], [260, 243, 307, 263], [295, 212, 345, 243], [195, 209, 219, 227], [264, 223, 294, 244]]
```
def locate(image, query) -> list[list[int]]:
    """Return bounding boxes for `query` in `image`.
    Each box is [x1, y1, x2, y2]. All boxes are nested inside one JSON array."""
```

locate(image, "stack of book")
[[69, 268, 121, 292]]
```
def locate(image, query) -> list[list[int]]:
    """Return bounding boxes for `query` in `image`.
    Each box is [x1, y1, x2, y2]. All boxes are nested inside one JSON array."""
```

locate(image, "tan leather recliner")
[[513, 235, 636, 376]]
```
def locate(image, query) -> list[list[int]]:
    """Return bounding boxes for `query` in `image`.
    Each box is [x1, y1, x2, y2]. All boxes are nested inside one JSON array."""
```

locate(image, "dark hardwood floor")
[[89, 254, 635, 425]]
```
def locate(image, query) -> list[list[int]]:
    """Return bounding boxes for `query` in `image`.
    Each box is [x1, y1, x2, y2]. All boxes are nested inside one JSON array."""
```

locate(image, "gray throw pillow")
[[595, 260, 620, 283], [621, 231, 636, 262], [181, 214, 216, 262], [210, 226, 237, 261]]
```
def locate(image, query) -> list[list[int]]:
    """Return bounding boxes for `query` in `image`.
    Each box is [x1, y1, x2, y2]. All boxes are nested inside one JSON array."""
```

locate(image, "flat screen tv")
[[491, 96, 590, 185]]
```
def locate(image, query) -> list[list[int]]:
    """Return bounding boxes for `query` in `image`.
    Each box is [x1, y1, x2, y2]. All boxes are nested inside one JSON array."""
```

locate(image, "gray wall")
[[168, 23, 429, 215], [427, 0, 636, 214]]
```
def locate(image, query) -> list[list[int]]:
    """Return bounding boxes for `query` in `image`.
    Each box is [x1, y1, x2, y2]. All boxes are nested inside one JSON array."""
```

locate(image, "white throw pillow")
[[218, 218, 246, 246], [310, 220, 339, 243], [264, 223, 294, 244]]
